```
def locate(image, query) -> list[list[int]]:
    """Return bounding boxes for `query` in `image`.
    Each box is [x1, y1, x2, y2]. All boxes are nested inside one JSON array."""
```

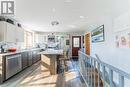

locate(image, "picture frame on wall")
[[91, 25, 105, 43], [66, 40, 70, 45]]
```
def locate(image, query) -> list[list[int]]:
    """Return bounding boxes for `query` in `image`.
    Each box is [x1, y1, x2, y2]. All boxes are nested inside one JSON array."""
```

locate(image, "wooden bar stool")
[[58, 48, 70, 74]]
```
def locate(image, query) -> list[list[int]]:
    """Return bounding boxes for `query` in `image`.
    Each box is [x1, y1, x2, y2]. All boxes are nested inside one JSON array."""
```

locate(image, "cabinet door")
[[0, 22, 6, 41], [21, 52, 28, 69], [33, 51, 37, 64], [37, 50, 41, 61], [28, 51, 33, 66], [6, 23, 16, 43], [16, 27, 24, 42]]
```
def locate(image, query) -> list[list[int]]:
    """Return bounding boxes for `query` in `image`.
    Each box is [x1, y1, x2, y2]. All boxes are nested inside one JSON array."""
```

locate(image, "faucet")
[[1, 43, 8, 53]]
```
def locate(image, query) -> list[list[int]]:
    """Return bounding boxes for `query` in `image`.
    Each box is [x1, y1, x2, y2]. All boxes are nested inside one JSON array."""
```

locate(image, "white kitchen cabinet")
[[6, 23, 16, 43], [16, 27, 24, 42], [0, 21, 24, 43], [0, 22, 6, 41]]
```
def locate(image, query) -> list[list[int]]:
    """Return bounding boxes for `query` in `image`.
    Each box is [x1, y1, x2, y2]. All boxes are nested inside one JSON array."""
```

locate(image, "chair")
[[58, 48, 70, 74]]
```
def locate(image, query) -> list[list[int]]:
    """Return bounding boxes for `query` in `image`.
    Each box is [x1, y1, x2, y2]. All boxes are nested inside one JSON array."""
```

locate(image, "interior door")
[[85, 33, 90, 55], [72, 36, 81, 57]]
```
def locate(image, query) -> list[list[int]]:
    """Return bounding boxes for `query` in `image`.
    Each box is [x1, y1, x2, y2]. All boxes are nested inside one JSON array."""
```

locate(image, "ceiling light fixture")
[[80, 16, 85, 19], [69, 25, 76, 28], [51, 21, 59, 26], [52, 8, 56, 12]]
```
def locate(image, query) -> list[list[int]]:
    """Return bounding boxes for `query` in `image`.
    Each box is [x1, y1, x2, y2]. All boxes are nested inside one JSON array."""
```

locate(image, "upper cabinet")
[[16, 27, 24, 42], [0, 21, 24, 43], [6, 23, 16, 43], [0, 22, 6, 41]]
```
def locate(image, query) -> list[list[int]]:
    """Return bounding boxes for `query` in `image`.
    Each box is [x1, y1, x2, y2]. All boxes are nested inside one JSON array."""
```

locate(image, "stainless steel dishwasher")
[[5, 54, 22, 80]]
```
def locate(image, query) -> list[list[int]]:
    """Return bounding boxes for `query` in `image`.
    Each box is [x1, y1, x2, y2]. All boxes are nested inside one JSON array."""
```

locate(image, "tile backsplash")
[[0, 42, 24, 51]]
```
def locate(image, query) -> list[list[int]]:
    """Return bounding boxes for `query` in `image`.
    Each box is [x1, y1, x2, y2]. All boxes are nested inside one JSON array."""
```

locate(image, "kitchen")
[[0, 16, 83, 87], [0, 0, 129, 87]]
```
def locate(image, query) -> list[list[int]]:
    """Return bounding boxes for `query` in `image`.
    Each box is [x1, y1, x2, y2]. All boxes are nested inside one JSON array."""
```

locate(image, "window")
[[24, 31, 33, 48], [73, 37, 80, 47]]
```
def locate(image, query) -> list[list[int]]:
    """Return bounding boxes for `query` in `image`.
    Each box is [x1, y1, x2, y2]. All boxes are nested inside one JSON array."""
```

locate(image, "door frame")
[[84, 33, 90, 55], [72, 36, 82, 57]]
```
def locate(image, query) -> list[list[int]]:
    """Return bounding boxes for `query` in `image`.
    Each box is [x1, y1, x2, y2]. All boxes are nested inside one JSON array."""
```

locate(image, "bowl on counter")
[[8, 48, 17, 52]]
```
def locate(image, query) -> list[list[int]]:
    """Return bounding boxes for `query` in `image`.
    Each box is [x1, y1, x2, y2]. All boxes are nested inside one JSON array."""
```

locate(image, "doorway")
[[72, 36, 81, 57], [85, 33, 90, 55]]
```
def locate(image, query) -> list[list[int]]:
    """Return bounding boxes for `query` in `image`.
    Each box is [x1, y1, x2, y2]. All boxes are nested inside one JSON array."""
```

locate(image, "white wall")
[[84, 14, 130, 87], [84, 1, 130, 74]]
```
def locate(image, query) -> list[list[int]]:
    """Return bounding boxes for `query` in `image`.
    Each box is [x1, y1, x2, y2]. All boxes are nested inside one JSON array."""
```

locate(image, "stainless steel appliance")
[[5, 54, 22, 80]]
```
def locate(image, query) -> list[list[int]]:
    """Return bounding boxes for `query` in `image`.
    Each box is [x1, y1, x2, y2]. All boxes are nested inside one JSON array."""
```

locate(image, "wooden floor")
[[0, 59, 86, 87]]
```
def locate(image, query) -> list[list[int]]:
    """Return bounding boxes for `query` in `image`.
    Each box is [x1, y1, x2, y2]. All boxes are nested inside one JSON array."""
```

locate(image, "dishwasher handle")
[[6, 54, 21, 59]]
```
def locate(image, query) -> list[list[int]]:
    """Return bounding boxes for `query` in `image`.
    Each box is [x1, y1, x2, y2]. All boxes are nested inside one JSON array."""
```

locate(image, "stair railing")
[[78, 51, 130, 87]]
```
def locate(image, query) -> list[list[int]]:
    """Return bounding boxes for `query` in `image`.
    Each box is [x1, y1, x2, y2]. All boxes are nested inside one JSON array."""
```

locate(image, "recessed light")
[[68, 25, 76, 28], [65, 0, 72, 3], [52, 8, 56, 12], [80, 16, 85, 19]]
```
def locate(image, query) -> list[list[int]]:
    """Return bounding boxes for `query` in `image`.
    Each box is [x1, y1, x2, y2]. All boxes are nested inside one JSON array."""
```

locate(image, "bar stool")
[[59, 48, 70, 75]]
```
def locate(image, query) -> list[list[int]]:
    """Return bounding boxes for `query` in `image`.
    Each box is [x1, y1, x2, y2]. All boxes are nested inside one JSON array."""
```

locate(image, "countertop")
[[39, 49, 63, 55], [0, 48, 42, 56]]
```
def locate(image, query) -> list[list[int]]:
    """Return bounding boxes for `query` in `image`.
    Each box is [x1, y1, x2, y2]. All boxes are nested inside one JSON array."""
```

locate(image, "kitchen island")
[[39, 49, 63, 75]]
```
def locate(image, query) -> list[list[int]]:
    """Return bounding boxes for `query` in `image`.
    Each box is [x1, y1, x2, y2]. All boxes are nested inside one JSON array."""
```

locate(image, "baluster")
[[90, 58, 93, 87], [109, 69, 113, 87], [80, 54, 82, 74], [98, 62, 100, 87], [78, 52, 129, 87], [82, 54, 84, 75], [79, 54, 81, 72], [102, 65, 105, 87], [85, 56, 87, 80], [85, 57, 87, 81], [83, 56, 86, 80], [87, 58, 90, 85], [94, 60, 96, 87], [82, 56, 84, 75], [78, 54, 80, 70], [119, 75, 124, 87]]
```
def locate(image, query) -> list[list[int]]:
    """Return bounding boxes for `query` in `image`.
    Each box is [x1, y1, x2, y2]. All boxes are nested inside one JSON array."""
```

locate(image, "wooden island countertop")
[[39, 49, 63, 75]]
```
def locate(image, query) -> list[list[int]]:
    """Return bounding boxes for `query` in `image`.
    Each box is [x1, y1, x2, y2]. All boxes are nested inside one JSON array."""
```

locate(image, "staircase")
[[78, 51, 130, 87], [87, 68, 103, 87]]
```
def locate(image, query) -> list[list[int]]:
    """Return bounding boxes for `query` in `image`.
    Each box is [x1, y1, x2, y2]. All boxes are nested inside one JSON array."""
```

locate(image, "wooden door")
[[72, 36, 81, 57], [85, 33, 90, 55]]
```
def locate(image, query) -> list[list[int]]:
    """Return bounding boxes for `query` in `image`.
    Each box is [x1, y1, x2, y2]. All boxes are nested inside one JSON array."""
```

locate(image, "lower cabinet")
[[28, 51, 33, 66], [32, 50, 41, 64], [0, 49, 42, 83], [32, 51, 37, 64], [36, 50, 41, 62], [22, 49, 41, 69], [21, 52, 28, 69]]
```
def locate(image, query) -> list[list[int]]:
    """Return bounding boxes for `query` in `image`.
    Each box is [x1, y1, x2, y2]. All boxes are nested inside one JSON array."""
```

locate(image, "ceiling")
[[14, 0, 114, 32]]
